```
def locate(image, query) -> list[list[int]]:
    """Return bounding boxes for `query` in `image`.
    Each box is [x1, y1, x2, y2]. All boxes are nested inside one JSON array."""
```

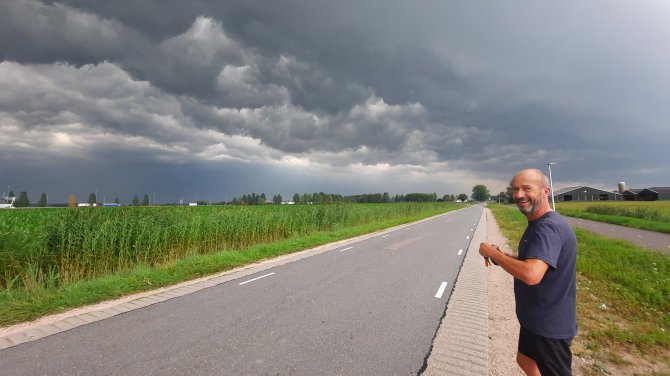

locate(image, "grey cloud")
[[2, 0, 669, 201], [0, 0, 146, 64]]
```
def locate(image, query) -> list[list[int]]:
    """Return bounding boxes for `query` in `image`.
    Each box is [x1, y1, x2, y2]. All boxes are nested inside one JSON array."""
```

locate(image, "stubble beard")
[[516, 198, 538, 216]]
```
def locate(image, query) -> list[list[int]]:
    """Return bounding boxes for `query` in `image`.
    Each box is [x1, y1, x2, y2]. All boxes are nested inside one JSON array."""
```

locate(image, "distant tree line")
[[4, 186, 495, 208], [231, 193, 268, 205], [393, 193, 438, 202]]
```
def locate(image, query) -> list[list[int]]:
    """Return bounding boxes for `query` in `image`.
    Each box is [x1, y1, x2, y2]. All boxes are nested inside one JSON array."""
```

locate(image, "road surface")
[[0, 205, 483, 375]]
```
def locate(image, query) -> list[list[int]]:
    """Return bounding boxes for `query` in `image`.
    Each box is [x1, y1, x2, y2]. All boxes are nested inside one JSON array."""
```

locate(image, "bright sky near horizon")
[[1, 1, 669, 203]]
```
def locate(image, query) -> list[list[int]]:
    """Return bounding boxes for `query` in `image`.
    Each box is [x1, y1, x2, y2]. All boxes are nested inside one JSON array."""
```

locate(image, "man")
[[480, 169, 577, 376]]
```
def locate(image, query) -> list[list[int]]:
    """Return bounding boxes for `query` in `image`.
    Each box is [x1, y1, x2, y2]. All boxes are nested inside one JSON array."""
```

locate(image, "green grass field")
[[0, 203, 460, 326], [556, 201, 670, 234], [489, 204, 669, 374]]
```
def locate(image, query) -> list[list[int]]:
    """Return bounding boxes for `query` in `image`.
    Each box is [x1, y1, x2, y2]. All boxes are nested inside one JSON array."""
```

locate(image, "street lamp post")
[[547, 162, 556, 210]]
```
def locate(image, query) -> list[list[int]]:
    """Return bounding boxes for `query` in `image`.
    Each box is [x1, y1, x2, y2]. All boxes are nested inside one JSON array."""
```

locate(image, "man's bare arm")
[[479, 242, 549, 285]]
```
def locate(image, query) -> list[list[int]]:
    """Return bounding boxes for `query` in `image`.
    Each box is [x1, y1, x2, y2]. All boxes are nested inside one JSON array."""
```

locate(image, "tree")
[[15, 191, 31, 207], [142, 194, 150, 206], [497, 191, 510, 203], [38, 192, 48, 207], [457, 193, 468, 202], [273, 194, 283, 204], [114, 197, 120, 204], [132, 195, 140, 206], [471, 185, 490, 202], [505, 185, 515, 203], [88, 193, 97, 205], [68, 194, 77, 208]]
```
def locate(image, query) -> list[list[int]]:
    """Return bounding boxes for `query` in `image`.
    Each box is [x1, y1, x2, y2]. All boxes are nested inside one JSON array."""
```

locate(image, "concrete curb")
[[423, 208, 488, 375]]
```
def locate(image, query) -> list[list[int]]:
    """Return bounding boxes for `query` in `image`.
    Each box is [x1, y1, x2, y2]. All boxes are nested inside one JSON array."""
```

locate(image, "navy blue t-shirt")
[[514, 211, 578, 339]]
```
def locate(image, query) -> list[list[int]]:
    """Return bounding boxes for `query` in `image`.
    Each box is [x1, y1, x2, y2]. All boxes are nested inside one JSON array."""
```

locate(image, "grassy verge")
[[0, 207, 455, 327], [489, 204, 670, 374]]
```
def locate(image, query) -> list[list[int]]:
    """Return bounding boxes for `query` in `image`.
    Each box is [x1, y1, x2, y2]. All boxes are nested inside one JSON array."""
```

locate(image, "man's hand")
[[479, 242, 501, 266]]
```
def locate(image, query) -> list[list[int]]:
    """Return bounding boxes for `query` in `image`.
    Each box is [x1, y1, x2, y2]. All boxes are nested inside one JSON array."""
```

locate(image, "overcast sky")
[[1, 0, 669, 204]]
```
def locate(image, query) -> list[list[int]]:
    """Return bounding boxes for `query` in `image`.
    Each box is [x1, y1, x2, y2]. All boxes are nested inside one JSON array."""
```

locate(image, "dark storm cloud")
[[1, 0, 669, 201]]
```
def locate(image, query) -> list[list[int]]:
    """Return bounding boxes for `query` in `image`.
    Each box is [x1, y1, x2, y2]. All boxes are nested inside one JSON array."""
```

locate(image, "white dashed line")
[[382, 235, 389, 238], [466, 236, 470, 240], [339, 246, 354, 252], [458, 249, 463, 255], [239, 273, 275, 285], [435, 282, 448, 298]]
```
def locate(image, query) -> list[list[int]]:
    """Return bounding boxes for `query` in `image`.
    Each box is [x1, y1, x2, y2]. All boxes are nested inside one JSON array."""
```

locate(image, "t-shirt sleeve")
[[523, 222, 561, 269]]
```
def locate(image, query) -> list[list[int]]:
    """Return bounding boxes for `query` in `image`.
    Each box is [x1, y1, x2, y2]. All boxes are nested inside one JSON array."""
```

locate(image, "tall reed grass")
[[0, 203, 453, 290], [585, 205, 669, 223]]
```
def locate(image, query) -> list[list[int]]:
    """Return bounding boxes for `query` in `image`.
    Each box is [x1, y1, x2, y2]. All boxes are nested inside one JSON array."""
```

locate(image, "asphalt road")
[[0, 205, 483, 375]]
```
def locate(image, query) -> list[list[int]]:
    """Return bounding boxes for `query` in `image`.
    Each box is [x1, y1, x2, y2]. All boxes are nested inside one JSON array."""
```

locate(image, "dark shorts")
[[518, 326, 573, 376]]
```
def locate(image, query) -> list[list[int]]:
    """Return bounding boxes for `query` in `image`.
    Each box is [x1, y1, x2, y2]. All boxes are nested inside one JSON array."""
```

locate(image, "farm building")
[[552, 186, 620, 202], [621, 189, 643, 201], [617, 185, 670, 201], [636, 187, 670, 201]]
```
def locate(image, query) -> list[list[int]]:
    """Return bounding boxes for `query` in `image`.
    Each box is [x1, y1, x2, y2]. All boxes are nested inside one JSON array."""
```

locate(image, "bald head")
[[511, 169, 550, 189]]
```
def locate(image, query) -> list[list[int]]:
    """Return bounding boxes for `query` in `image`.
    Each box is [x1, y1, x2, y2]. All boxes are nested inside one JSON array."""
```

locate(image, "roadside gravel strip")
[[423, 207, 527, 376], [422, 207, 489, 375]]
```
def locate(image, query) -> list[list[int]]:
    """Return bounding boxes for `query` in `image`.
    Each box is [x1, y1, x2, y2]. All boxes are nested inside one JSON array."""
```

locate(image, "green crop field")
[[0, 202, 464, 325], [556, 201, 670, 234]]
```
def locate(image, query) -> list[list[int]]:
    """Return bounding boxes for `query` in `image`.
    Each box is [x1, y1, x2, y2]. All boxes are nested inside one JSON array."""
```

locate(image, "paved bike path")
[[564, 217, 670, 256]]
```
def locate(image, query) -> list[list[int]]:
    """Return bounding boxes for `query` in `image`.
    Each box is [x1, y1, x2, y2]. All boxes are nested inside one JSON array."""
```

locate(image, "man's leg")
[[517, 351, 541, 376], [518, 325, 573, 376]]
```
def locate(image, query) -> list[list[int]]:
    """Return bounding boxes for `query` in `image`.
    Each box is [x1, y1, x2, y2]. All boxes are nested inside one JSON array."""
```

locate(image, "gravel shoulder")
[[484, 208, 524, 376]]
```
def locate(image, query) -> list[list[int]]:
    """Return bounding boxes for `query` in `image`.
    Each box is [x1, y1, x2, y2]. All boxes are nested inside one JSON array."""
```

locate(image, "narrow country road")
[[0, 206, 483, 375]]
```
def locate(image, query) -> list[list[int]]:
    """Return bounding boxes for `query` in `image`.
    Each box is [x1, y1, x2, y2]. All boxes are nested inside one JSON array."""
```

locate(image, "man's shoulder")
[[537, 211, 569, 227], [532, 211, 575, 238]]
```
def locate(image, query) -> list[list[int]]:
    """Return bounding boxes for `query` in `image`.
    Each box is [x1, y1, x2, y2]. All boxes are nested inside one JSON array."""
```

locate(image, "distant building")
[[618, 184, 670, 201], [552, 186, 620, 202], [621, 189, 643, 201], [637, 187, 670, 201]]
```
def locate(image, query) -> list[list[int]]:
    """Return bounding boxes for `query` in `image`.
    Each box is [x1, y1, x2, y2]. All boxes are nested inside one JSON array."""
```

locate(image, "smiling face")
[[511, 169, 552, 220]]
